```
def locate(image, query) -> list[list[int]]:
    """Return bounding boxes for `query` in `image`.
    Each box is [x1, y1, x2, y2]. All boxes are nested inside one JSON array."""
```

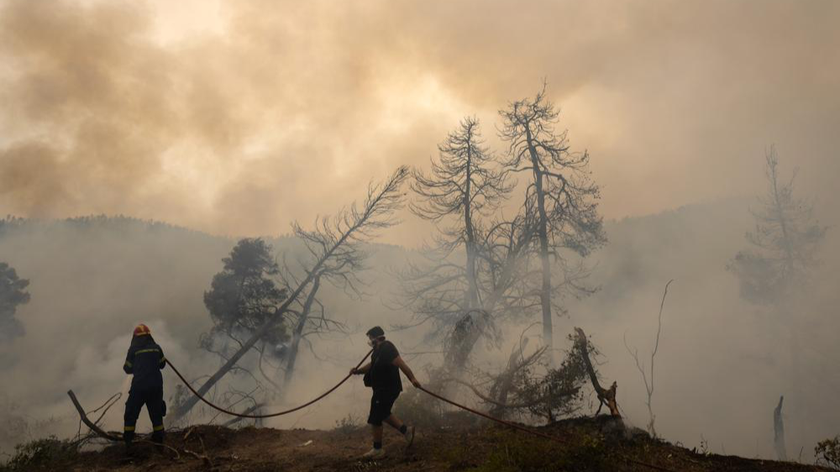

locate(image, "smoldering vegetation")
[[0, 191, 836, 463]]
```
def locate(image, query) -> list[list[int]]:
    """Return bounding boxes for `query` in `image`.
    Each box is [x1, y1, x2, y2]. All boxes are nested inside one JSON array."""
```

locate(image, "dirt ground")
[[13, 418, 835, 471]]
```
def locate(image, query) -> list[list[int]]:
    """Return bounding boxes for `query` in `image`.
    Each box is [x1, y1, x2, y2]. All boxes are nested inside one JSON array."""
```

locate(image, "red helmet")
[[133, 324, 151, 336]]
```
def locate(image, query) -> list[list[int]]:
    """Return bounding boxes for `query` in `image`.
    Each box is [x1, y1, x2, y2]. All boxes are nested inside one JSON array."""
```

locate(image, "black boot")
[[123, 431, 136, 458]]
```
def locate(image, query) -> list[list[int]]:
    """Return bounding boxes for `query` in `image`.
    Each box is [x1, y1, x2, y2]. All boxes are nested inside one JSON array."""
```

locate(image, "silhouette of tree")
[[0, 262, 30, 342], [728, 146, 826, 305], [499, 84, 606, 357]]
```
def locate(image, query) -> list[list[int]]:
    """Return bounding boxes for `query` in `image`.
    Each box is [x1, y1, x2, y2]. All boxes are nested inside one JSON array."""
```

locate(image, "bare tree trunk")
[[624, 280, 673, 438], [445, 220, 537, 375], [464, 146, 480, 311], [283, 274, 321, 386], [525, 128, 555, 363], [774, 395, 787, 461]]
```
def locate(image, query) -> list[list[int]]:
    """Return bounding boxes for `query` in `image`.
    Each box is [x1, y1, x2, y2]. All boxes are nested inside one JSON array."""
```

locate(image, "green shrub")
[[0, 437, 77, 472]]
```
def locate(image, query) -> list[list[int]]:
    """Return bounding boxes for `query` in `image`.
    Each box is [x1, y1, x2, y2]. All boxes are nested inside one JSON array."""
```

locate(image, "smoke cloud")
[[1, 0, 837, 244]]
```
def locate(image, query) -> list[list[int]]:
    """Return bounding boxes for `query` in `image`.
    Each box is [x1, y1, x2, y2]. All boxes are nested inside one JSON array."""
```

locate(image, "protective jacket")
[[123, 336, 166, 387], [123, 334, 167, 444]]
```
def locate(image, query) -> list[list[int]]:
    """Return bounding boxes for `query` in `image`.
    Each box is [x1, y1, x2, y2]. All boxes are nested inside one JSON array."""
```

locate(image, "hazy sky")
[[1, 0, 838, 245]]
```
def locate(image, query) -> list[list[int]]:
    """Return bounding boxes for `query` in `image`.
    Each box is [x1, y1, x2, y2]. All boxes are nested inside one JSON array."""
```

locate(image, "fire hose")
[[167, 351, 563, 439], [166, 349, 373, 419], [164, 351, 673, 471]]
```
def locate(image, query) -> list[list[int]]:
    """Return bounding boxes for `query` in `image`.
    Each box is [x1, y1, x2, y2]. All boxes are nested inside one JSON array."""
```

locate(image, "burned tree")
[[409, 116, 511, 312], [728, 146, 826, 305], [623, 280, 673, 437], [0, 262, 29, 342], [278, 206, 374, 386], [432, 212, 542, 374], [399, 118, 512, 372], [499, 85, 606, 358], [434, 212, 541, 375], [279, 272, 323, 387], [171, 166, 408, 422], [727, 147, 826, 406], [575, 327, 620, 417]]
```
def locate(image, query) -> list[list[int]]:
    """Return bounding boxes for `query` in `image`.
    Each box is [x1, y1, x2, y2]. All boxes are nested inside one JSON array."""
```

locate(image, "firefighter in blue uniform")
[[123, 324, 167, 446]]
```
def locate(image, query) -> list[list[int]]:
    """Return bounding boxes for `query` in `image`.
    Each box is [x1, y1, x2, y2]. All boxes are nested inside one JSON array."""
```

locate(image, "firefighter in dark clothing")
[[350, 326, 421, 459], [123, 324, 167, 446]]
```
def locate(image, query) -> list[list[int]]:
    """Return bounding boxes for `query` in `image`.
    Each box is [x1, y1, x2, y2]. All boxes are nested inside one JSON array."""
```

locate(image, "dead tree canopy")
[[400, 117, 512, 375], [409, 116, 511, 312], [499, 85, 606, 358], [171, 166, 408, 422], [574, 327, 620, 418], [728, 146, 826, 305]]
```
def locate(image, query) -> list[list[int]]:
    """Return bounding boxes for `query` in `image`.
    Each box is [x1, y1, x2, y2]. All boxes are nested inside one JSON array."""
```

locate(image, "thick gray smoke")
[[1, 0, 838, 244], [0, 218, 417, 452]]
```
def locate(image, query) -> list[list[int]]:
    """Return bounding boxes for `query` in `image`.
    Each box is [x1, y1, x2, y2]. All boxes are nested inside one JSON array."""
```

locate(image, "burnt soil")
[[10, 416, 833, 471]]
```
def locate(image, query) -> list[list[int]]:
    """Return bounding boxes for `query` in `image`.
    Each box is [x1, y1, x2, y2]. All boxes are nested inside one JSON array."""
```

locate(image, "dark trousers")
[[124, 384, 165, 444], [367, 390, 400, 426]]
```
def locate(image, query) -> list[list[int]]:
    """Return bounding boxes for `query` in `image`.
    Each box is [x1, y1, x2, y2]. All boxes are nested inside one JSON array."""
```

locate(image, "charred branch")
[[574, 327, 620, 418]]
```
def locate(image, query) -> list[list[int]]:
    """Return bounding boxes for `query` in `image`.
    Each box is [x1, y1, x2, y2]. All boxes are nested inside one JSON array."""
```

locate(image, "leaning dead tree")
[[279, 208, 367, 387], [624, 280, 673, 437], [280, 272, 324, 387], [499, 85, 606, 360], [171, 166, 408, 422], [575, 327, 620, 417]]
